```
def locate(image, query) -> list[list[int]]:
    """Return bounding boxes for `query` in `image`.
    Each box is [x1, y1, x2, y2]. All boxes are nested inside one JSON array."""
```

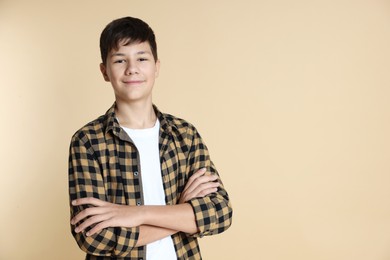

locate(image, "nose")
[[125, 61, 138, 75]]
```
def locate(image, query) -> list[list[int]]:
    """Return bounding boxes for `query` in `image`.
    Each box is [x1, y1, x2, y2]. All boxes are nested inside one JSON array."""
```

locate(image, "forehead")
[[110, 40, 152, 55]]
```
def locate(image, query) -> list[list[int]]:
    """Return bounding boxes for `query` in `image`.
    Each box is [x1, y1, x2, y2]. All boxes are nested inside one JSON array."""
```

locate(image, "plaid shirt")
[[68, 103, 233, 260]]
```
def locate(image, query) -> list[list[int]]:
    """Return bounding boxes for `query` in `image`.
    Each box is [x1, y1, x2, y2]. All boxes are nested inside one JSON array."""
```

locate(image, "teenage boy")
[[68, 16, 232, 260]]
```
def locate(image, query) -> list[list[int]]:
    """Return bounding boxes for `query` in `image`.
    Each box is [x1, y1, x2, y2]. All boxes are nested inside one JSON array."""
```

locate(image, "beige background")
[[1, 0, 390, 259]]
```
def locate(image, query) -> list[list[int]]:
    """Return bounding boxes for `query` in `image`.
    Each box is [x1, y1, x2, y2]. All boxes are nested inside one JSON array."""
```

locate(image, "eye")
[[138, 58, 148, 62], [114, 59, 126, 64]]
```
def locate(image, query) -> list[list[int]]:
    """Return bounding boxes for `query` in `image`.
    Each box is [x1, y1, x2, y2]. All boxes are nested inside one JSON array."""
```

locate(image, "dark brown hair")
[[99, 17, 158, 65]]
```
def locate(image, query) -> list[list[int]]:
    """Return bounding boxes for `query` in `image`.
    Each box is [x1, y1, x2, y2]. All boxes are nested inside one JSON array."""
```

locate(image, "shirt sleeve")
[[68, 133, 139, 257], [186, 126, 233, 238]]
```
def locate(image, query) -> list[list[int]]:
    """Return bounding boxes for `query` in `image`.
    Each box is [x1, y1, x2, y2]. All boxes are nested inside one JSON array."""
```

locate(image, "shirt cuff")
[[188, 197, 217, 238]]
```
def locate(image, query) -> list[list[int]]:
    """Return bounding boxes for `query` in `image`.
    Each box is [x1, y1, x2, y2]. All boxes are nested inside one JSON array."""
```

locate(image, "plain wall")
[[1, 0, 390, 259]]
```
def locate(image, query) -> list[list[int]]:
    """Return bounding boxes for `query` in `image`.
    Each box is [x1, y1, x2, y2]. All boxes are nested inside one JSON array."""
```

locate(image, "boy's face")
[[100, 40, 160, 105]]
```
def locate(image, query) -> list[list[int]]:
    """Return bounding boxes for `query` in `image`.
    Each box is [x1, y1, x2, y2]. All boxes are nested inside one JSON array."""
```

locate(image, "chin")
[[118, 95, 151, 103]]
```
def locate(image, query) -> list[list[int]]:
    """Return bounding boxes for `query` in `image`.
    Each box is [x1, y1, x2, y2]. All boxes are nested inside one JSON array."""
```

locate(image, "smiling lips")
[[123, 80, 145, 85]]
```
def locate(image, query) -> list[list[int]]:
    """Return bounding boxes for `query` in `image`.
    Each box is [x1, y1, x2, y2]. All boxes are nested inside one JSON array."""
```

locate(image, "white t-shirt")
[[122, 120, 177, 260]]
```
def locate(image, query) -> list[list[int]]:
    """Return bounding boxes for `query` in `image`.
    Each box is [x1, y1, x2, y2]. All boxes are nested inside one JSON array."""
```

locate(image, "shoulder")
[[160, 112, 198, 136], [159, 111, 208, 152], [71, 114, 107, 144]]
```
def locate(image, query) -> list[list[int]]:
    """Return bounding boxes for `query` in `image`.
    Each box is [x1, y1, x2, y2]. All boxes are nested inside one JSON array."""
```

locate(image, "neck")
[[115, 100, 156, 129]]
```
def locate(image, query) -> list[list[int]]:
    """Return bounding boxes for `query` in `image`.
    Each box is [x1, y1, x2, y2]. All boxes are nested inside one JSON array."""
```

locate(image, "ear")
[[100, 63, 110, 82], [155, 59, 160, 78]]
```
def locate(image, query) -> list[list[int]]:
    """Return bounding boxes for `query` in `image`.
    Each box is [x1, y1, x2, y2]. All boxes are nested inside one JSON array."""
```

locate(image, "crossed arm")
[[71, 168, 220, 247]]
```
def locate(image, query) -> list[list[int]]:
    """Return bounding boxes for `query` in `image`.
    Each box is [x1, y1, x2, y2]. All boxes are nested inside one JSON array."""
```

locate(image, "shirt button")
[[134, 171, 139, 176], [136, 201, 141, 206]]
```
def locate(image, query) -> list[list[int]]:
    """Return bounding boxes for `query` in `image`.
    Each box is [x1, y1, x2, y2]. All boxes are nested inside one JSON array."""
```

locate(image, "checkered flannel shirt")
[[68, 103, 233, 260]]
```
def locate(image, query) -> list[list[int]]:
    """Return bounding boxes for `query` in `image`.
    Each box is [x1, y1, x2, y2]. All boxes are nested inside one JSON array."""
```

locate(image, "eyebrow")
[[111, 51, 152, 57]]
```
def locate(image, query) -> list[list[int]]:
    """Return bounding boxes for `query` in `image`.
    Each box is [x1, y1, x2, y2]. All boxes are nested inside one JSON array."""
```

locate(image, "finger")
[[182, 182, 220, 202], [72, 197, 108, 207], [74, 212, 112, 234], [184, 168, 207, 192], [197, 187, 219, 197], [191, 182, 220, 198], [180, 187, 217, 203], [186, 174, 218, 194], [86, 219, 113, 236], [71, 206, 108, 225]]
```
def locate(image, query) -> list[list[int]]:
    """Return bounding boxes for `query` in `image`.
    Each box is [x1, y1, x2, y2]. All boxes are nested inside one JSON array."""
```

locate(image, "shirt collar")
[[104, 102, 176, 138]]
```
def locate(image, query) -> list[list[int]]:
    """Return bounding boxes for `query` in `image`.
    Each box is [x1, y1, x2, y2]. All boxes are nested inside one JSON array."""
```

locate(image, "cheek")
[[108, 69, 121, 80]]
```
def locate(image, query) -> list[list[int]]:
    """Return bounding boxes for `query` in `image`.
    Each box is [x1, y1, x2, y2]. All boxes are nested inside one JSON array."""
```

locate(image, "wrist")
[[139, 205, 149, 226]]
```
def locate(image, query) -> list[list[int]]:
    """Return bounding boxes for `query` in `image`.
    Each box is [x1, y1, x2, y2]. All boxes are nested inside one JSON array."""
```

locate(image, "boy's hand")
[[70, 168, 219, 236], [179, 168, 220, 204], [71, 198, 143, 237]]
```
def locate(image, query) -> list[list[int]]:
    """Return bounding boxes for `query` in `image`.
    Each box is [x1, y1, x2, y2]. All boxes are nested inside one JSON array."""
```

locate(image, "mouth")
[[123, 80, 145, 85]]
